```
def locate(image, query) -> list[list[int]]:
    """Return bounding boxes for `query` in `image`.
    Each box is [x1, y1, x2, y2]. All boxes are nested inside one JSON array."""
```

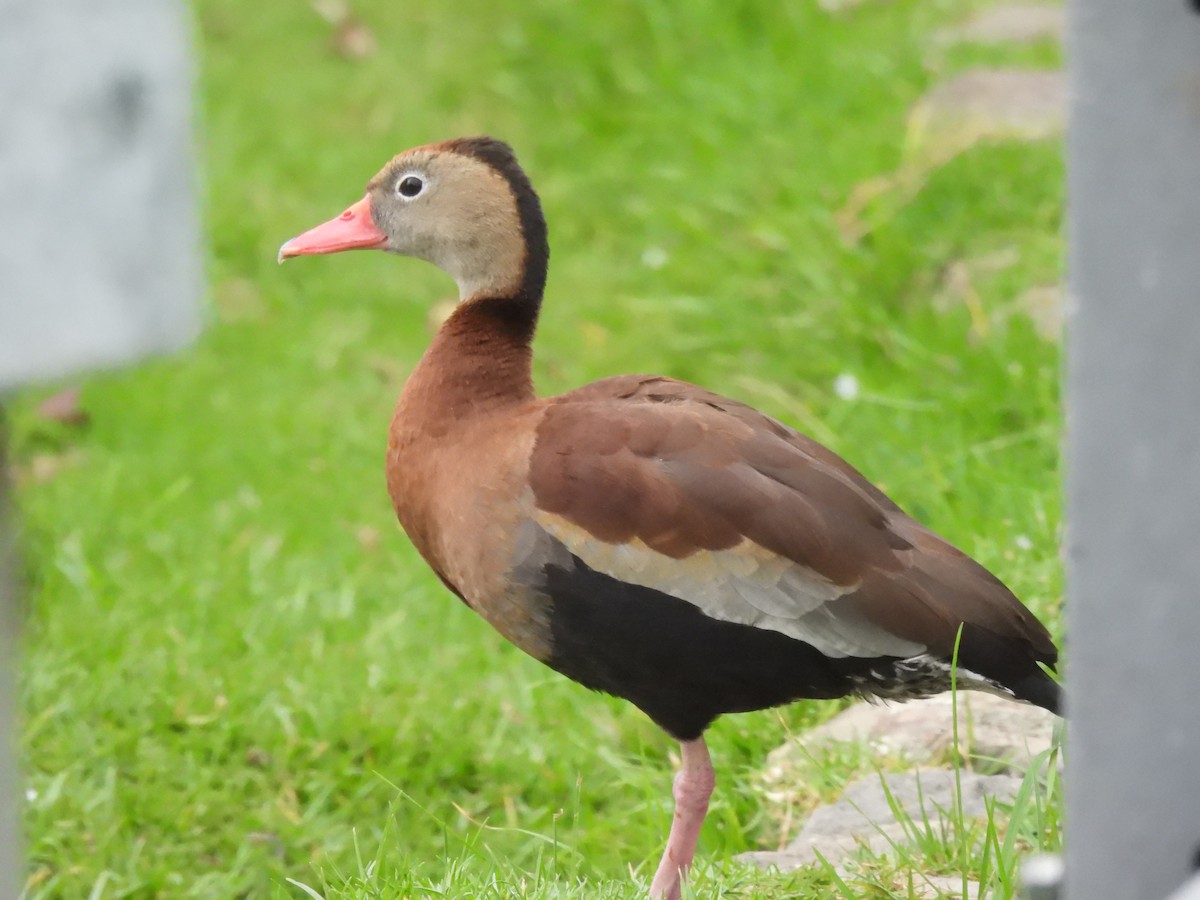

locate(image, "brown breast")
[[386, 398, 554, 660]]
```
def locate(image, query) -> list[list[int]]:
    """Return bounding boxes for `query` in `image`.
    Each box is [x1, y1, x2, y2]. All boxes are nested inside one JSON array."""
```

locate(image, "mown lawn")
[[13, 0, 1063, 896]]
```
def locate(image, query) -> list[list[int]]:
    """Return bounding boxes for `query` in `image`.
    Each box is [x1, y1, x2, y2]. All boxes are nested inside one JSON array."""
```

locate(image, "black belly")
[[541, 553, 883, 740]]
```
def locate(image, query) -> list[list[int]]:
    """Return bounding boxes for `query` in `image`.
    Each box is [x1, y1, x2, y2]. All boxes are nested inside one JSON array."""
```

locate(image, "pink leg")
[[648, 738, 715, 900]]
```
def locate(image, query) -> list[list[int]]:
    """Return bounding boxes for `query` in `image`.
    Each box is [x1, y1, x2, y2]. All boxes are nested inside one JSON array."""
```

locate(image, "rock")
[[838, 69, 1064, 241], [930, 255, 1063, 343], [911, 874, 985, 899], [941, 4, 1065, 45], [764, 693, 1057, 778], [909, 69, 1065, 152], [740, 768, 1022, 872]]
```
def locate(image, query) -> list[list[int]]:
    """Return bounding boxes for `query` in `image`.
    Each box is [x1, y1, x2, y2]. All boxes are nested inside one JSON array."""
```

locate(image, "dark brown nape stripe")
[[443, 137, 550, 322]]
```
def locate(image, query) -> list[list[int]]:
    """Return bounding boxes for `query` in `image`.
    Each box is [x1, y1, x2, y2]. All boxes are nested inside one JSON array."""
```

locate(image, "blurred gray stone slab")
[[0, 0, 202, 392], [1167, 873, 1200, 900], [910, 69, 1065, 148], [767, 694, 1057, 776], [0, 465, 17, 900], [0, 3, 201, 896], [740, 768, 1020, 873], [941, 4, 1065, 45]]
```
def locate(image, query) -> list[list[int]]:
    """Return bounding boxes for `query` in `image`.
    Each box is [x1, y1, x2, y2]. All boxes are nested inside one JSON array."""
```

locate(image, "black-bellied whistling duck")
[[278, 137, 1061, 900]]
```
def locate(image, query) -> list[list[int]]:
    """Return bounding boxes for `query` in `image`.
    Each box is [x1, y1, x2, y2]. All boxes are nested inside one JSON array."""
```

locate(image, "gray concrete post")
[[0, 0, 202, 390], [1065, 1, 1200, 898], [0, 447, 18, 900], [0, 2, 201, 895], [1167, 873, 1200, 900]]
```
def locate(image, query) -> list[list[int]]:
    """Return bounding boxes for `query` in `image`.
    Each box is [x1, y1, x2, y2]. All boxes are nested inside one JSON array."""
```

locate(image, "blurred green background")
[[13, 0, 1063, 896]]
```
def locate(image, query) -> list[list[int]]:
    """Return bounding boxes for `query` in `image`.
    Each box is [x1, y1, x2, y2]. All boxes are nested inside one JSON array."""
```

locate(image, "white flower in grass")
[[1014, 534, 1034, 551], [833, 373, 860, 401]]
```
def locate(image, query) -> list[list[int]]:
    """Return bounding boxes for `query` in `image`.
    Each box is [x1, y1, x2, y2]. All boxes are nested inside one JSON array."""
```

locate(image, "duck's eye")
[[397, 175, 424, 199]]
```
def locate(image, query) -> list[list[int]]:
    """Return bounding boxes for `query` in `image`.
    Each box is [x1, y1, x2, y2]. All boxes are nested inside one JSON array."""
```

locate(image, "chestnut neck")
[[394, 138, 549, 433], [396, 292, 540, 432]]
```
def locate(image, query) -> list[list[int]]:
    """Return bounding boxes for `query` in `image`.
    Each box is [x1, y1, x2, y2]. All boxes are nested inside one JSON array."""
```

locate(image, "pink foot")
[[648, 738, 715, 900]]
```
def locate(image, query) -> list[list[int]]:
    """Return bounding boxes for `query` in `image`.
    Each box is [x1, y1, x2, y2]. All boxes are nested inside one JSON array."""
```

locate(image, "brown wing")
[[527, 375, 1057, 670]]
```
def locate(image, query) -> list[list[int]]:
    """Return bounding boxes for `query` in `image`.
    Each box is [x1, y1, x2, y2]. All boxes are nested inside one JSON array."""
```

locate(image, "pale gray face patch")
[[367, 150, 526, 301]]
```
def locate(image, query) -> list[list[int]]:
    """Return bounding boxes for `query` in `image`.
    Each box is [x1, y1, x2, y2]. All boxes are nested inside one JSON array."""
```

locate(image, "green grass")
[[13, 0, 1063, 896]]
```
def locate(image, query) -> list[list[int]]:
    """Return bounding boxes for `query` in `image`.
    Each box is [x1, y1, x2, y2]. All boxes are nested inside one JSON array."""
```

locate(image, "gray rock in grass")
[[765, 692, 1058, 777], [910, 69, 1066, 149], [910, 874, 986, 899], [941, 4, 1065, 46], [740, 768, 1022, 873]]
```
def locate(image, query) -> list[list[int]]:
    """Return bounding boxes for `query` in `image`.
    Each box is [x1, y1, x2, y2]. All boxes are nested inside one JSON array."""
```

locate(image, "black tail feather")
[[1010, 670, 1064, 717]]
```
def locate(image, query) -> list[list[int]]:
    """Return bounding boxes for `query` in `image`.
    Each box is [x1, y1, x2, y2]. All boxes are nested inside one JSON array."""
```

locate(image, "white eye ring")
[[396, 172, 426, 200]]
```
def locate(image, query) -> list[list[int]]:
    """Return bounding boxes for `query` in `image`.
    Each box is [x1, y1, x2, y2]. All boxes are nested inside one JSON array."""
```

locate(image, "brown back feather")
[[528, 375, 1057, 665]]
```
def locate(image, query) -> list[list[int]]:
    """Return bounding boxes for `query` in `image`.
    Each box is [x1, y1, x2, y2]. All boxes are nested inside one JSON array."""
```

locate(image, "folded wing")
[[527, 375, 1057, 683]]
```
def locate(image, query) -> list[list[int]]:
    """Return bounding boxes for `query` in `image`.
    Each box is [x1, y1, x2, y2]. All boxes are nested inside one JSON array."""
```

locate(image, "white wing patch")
[[533, 511, 926, 660]]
